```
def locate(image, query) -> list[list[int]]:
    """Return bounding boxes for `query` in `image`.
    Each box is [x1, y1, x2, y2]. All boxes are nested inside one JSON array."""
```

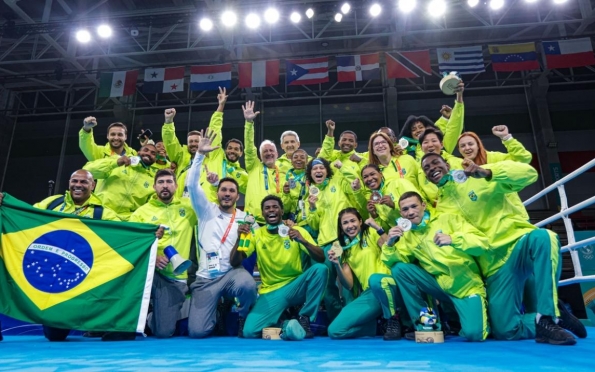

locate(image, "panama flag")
[[190, 64, 232, 91], [98, 70, 138, 97], [238, 60, 280, 88], [143, 66, 185, 94], [542, 38, 595, 69], [0, 193, 157, 333], [286, 57, 329, 85], [336, 53, 380, 82]]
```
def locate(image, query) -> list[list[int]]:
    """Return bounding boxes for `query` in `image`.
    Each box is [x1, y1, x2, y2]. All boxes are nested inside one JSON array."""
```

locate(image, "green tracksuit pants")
[[328, 274, 398, 339], [321, 243, 355, 322], [486, 229, 561, 341], [242, 263, 328, 338], [392, 263, 489, 342]]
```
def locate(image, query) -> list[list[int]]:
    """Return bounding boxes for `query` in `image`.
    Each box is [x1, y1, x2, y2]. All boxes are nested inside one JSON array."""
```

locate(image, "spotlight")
[[97, 24, 112, 38], [399, 0, 417, 13], [341, 3, 351, 14], [468, 0, 479, 7], [245, 13, 261, 29], [553, 0, 568, 3], [264, 8, 280, 24], [306, 8, 314, 19], [221, 11, 237, 27], [130, 27, 139, 37], [490, 0, 505, 9], [427, 0, 446, 17], [75, 29, 91, 43], [290, 12, 301, 23], [199, 18, 213, 31], [525, 0, 538, 2], [370, 3, 382, 17], [334, 13, 343, 22]]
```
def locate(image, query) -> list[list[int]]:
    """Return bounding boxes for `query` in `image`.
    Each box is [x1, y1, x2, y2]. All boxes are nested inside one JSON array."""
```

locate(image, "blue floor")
[[0, 331, 593, 371]]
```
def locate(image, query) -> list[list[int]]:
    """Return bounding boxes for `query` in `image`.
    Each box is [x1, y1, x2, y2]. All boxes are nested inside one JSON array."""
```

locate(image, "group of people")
[[0, 83, 588, 346]]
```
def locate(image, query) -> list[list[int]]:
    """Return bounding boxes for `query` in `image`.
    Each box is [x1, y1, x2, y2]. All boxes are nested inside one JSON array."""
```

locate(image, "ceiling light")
[[370, 4, 382, 17], [290, 12, 301, 23], [306, 8, 314, 19], [221, 10, 237, 27], [334, 13, 343, 22], [399, 0, 417, 13], [341, 3, 351, 14], [245, 13, 261, 29], [97, 24, 112, 38], [490, 0, 505, 9], [75, 29, 91, 43], [264, 8, 280, 24], [199, 18, 213, 31], [428, 0, 446, 17], [468, 0, 480, 7], [553, 0, 568, 3]]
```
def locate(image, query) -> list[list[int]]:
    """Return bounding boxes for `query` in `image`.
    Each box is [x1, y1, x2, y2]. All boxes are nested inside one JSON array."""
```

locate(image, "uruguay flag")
[[190, 64, 232, 91], [286, 57, 329, 86], [336, 53, 380, 82]]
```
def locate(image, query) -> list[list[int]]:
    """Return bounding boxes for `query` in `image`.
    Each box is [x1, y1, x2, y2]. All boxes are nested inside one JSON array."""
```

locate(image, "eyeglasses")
[[373, 140, 389, 148]]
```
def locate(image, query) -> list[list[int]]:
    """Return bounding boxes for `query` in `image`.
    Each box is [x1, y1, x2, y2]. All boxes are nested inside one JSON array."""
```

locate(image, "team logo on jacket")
[[151, 216, 158, 221], [179, 208, 186, 217], [330, 186, 336, 193], [236, 173, 241, 179], [283, 240, 291, 249], [402, 168, 407, 175], [468, 191, 478, 202], [144, 181, 150, 188]]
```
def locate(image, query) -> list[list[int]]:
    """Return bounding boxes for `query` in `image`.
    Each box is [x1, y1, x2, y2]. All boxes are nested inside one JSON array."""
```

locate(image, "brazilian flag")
[[0, 193, 158, 333]]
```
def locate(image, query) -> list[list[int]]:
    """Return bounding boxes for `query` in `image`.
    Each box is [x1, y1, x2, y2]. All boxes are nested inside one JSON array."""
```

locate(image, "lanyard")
[[60, 203, 89, 216], [220, 210, 237, 245], [263, 165, 280, 193], [222, 159, 236, 178], [391, 159, 404, 178], [343, 234, 361, 250]]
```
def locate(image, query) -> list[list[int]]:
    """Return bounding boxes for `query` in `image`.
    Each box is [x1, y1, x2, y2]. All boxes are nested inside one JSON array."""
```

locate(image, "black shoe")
[[383, 315, 402, 341], [83, 331, 106, 338], [298, 315, 314, 339], [535, 316, 576, 346], [404, 331, 415, 341], [101, 332, 136, 341], [238, 317, 246, 338], [557, 300, 587, 339]]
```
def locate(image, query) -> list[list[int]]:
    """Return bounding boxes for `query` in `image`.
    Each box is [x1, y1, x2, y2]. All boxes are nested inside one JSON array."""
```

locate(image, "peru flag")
[[238, 60, 280, 88], [336, 53, 380, 82], [543, 38, 595, 69]]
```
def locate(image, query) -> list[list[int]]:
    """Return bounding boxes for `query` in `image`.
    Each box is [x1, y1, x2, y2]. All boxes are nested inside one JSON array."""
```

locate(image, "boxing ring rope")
[[523, 158, 595, 286]]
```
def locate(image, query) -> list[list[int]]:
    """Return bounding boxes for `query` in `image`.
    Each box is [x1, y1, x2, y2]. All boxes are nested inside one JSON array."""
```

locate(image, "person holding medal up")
[[185, 129, 259, 339], [422, 153, 586, 345], [326, 208, 402, 340], [383, 191, 491, 342], [231, 195, 328, 339]]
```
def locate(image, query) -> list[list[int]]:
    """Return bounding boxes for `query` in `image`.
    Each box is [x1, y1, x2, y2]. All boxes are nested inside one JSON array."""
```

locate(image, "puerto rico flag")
[[543, 38, 595, 69], [286, 57, 329, 86], [190, 64, 232, 91], [336, 53, 380, 82], [238, 60, 280, 88]]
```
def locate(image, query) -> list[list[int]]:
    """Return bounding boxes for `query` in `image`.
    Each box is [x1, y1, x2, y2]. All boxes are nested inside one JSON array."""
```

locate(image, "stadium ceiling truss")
[[1, 0, 595, 116]]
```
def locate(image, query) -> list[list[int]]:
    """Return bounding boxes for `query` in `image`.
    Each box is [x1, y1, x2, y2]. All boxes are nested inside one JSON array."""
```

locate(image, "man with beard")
[[83, 144, 157, 220], [130, 169, 197, 338], [277, 131, 311, 174], [200, 137, 248, 203], [319, 119, 362, 180], [421, 153, 587, 345], [162, 87, 229, 198], [0, 170, 120, 341], [243, 100, 284, 224], [79, 118, 137, 161], [230, 195, 328, 339], [185, 130, 258, 338]]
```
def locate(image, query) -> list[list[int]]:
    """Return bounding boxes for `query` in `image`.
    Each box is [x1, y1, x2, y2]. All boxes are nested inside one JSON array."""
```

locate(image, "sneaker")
[[404, 331, 415, 341], [238, 316, 246, 338], [557, 300, 587, 339], [101, 332, 136, 341], [383, 315, 402, 341], [535, 316, 576, 346], [298, 315, 314, 339], [83, 331, 106, 338]]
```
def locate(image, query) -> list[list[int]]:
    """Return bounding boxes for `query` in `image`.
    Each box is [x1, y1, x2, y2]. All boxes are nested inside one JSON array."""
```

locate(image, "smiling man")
[[276, 130, 310, 174], [318, 119, 362, 180], [129, 169, 197, 338], [79, 118, 137, 161], [230, 195, 328, 339], [83, 144, 158, 220]]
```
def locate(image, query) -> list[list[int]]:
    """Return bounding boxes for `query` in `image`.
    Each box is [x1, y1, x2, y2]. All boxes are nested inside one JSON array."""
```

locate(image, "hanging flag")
[[543, 38, 595, 69], [437, 46, 485, 75], [143, 67, 185, 94], [286, 57, 329, 85], [336, 53, 380, 82], [488, 43, 539, 72], [0, 194, 157, 333], [190, 64, 232, 91], [238, 60, 280, 88], [385, 50, 432, 79], [98, 70, 138, 97]]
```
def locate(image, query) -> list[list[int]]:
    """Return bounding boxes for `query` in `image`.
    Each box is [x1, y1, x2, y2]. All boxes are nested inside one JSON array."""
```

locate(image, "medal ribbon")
[[220, 210, 237, 244], [263, 165, 281, 193]]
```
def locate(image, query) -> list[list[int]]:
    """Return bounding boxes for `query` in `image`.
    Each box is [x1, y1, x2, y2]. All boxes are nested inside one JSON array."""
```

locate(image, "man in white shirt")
[[186, 130, 258, 338]]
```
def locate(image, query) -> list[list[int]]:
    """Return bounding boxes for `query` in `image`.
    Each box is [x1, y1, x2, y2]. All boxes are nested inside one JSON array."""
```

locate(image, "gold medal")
[[371, 191, 382, 202]]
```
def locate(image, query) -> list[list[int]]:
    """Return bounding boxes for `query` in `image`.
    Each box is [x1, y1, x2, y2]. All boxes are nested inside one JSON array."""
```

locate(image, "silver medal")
[[278, 224, 290, 238], [129, 156, 141, 166], [371, 191, 382, 202], [309, 185, 320, 196], [289, 179, 296, 189], [397, 218, 412, 232], [398, 138, 409, 149], [452, 170, 468, 183]]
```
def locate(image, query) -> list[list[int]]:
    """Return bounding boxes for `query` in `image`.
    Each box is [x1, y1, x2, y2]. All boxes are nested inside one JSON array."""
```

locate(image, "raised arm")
[[161, 108, 185, 165], [243, 100, 261, 172], [441, 81, 465, 154], [489, 125, 532, 164], [187, 130, 220, 217], [465, 159, 538, 193], [79, 116, 104, 161], [319, 120, 336, 161]]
